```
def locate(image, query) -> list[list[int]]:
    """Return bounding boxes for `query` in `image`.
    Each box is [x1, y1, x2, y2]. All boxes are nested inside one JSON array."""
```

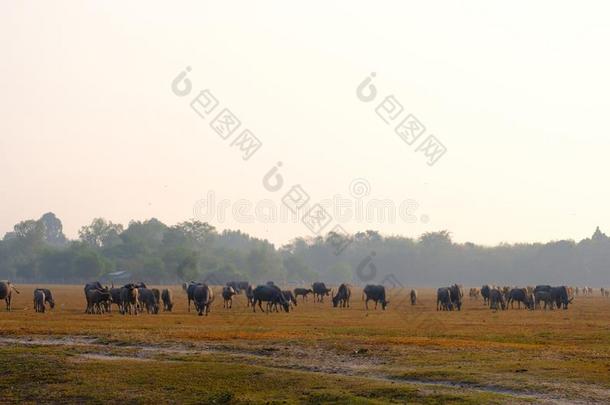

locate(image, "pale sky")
[[1, 1, 609, 246]]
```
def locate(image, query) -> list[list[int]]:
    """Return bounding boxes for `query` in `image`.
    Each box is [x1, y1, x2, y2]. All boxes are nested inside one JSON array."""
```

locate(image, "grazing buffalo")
[[193, 284, 214, 316], [161, 289, 173, 311], [550, 286, 572, 310], [34, 288, 55, 310], [363, 285, 389, 310], [332, 284, 351, 308], [120, 284, 139, 315], [410, 289, 418, 305], [185, 281, 202, 312], [0, 281, 21, 311], [138, 288, 159, 314], [222, 286, 237, 309], [293, 288, 313, 302], [33, 289, 46, 313], [252, 285, 289, 313], [489, 288, 506, 311], [86, 288, 111, 314], [312, 282, 331, 303], [481, 285, 491, 305], [507, 288, 534, 309], [437, 287, 453, 311], [534, 290, 553, 310], [282, 290, 297, 308], [245, 285, 254, 307], [84, 282, 108, 314]]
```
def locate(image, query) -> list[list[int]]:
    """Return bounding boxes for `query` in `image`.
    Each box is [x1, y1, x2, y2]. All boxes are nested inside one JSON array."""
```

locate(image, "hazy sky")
[[2, 1, 610, 246]]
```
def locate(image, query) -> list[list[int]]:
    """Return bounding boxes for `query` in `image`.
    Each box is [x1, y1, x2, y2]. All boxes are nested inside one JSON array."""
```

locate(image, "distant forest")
[[1, 212, 609, 286]]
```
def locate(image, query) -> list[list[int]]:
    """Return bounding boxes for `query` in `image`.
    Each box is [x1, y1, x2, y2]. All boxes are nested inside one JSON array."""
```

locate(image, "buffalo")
[[252, 285, 289, 313], [489, 288, 506, 311], [481, 285, 491, 305], [86, 288, 112, 314], [507, 288, 534, 310], [184, 281, 202, 312], [120, 284, 139, 315], [245, 284, 254, 307], [436, 287, 453, 311], [410, 289, 418, 305], [282, 290, 298, 308], [193, 284, 214, 316], [222, 286, 237, 309], [161, 288, 173, 311], [550, 286, 572, 309], [0, 281, 20, 311], [332, 284, 351, 308], [449, 284, 463, 310], [226, 281, 241, 294], [33, 289, 46, 313], [293, 288, 313, 302], [363, 285, 388, 310], [534, 290, 554, 310], [109, 287, 123, 312], [138, 288, 159, 314], [84, 282, 109, 314], [152, 288, 161, 308], [312, 282, 331, 303], [34, 288, 55, 310]]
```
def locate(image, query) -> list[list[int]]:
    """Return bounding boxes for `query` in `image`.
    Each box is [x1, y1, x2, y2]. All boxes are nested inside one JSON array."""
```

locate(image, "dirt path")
[[0, 335, 605, 404]]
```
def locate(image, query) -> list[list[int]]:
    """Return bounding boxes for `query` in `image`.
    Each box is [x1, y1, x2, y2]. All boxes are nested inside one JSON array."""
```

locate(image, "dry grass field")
[[1, 284, 610, 404]]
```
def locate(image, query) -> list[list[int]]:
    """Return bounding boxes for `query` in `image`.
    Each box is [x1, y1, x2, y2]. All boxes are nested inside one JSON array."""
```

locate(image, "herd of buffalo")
[[0, 280, 608, 315]]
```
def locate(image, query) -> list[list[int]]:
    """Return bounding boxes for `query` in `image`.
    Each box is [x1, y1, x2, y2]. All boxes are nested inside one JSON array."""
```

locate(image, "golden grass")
[[1, 284, 609, 403]]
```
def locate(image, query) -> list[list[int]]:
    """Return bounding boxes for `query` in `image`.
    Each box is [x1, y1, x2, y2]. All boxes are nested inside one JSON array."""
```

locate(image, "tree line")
[[1, 212, 609, 286]]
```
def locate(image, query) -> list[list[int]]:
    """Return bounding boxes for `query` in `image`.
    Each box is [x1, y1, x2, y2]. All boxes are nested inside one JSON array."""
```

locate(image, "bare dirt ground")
[[1, 284, 609, 404]]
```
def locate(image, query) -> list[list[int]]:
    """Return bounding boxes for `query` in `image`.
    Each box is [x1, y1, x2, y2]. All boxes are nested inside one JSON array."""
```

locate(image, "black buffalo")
[[312, 282, 331, 303], [84, 282, 108, 314], [449, 284, 463, 311], [34, 288, 55, 310], [363, 285, 388, 310], [293, 288, 313, 302], [332, 284, 351, 308], [185, 281, 202, 312], [161, 288, 173, 311], [138, 288, 159, 314], [222, 286, 237, 309], [481, 285, 491, 305], [436, 287, 453, 311], [550, 286, 572, 309], [245, 285, 254, 307], [252, 285, 289, 313], [489, 288, 506, 311], [193, 284, 214, 316], [282, 290, 297, 308], [507, 288, 534, 310]]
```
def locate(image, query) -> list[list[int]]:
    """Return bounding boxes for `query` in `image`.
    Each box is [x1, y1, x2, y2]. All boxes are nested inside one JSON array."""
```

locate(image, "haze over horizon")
[[2, 1, 610, 247]]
